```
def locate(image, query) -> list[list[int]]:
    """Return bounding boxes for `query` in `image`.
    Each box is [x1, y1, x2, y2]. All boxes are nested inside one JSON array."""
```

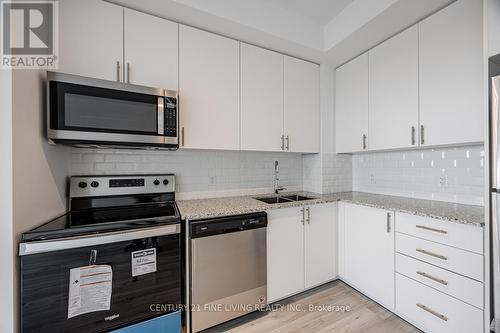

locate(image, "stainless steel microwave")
[[47, 72, 178, 149]]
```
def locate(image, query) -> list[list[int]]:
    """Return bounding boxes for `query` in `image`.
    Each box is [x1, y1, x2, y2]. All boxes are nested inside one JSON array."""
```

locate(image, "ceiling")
[[269, 0, 355, 25]]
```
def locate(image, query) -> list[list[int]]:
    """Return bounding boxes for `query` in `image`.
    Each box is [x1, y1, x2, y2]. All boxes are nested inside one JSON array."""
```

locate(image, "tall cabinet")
[[335, 53, 369, 153], [179, 25, 240, 150], [369, 26, 419, 150], [418, 0, 484, 146]]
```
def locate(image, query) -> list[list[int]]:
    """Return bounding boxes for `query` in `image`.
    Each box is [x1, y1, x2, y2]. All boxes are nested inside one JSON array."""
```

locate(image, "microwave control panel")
[[164, 97, 177, 137]]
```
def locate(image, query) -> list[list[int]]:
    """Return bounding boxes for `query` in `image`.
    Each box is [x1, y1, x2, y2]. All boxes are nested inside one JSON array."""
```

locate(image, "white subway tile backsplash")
[[352, 145, 485, 205], [71, 148, 303, 197]]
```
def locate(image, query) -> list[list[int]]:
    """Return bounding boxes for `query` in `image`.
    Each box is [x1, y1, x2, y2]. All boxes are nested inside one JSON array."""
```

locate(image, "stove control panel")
[[70, 174, 176, 198]]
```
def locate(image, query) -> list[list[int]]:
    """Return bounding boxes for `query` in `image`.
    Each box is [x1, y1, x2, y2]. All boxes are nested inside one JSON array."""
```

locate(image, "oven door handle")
[[19, 224, 180, 256], [158, 97, 165, 135]]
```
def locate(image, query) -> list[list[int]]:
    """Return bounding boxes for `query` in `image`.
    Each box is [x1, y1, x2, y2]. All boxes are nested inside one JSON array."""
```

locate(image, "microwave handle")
[[157, 97, 164, 135]]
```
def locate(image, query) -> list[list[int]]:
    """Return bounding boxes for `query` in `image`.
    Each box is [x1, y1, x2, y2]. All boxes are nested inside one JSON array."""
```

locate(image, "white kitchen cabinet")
[[59, 0, 123, 81], [343, 203, 395, 310], [267, 203, 336, 302], [304, 204, 336, 288], [284, 57, 320, 153], [240, 44, 284, 152], [418, 0, 484, 146], [267, 207, 305, 303], [124, 9, 178, 90], [369, 26, 419, 150], [335, 53, 369, 153], [179, 25, 240, 150]]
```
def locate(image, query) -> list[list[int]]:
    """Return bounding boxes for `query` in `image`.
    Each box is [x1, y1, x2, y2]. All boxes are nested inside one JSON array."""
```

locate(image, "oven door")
[[47, 72, 178, 147], [20, 224, 181, 333]]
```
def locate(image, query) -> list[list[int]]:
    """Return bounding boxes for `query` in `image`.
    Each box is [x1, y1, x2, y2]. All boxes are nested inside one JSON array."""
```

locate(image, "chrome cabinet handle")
[[416, 271, 448, 285], [281, 135, 285, 151], [420, 125, 425, 145], [286, 135, 290, 151], [416, 225, 448, 234], [127, 63, 131, 83], [307, 207, 311, 224], [301, 208, 305, 225], [411, 126, 416, 145], [416, 303, 448, 322], [386, 212, 391, 233], [416, 248, 448, 261], [181, 127, 185, 146], [116, 61, 121, 82], [362, 134, 367, 150]]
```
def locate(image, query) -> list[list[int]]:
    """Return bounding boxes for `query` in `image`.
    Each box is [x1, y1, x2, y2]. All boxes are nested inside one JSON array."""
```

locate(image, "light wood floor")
[[205, 281, 421, 333]]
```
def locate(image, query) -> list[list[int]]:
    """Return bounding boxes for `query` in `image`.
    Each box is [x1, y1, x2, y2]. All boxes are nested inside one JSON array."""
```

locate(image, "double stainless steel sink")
[[254, 194, 315, 204]]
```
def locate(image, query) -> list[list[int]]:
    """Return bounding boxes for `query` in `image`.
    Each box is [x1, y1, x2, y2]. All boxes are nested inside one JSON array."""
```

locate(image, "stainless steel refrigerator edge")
[[490, 53, 500, 331]]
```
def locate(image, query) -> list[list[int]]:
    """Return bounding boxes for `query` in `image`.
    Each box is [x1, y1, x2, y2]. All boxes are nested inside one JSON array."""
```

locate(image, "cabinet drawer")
[[396, 253, 483, 309], [396, 213, 483, 254], [396, 274, 483, 333], [396, 233, 483, 281]]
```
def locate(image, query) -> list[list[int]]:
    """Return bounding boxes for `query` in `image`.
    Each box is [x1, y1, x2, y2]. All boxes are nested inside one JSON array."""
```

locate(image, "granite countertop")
[[176, 191, 485, 227]]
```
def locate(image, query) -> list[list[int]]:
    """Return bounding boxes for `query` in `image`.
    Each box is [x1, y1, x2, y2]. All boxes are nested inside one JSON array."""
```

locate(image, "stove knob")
[[90, 181, 99, 188], [78, 181, 87, 189], [154, 179, 160, 186], [163, 179, 169, 185]]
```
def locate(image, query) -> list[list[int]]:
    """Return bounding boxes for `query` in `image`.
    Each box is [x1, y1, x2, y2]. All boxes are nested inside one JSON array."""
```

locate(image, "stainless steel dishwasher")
[[190, 212, 267, 332]]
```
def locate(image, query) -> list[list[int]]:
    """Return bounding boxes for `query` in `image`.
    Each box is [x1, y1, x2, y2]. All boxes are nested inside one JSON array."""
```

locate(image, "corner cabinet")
[[339, 203, 395, 310], [418, 0, 484, 146], [335, 53, 369, 153], [179, 25, 240, 150], [267, 203, 336, 303]]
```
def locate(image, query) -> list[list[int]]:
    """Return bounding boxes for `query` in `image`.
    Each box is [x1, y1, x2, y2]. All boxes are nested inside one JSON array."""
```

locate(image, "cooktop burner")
[[22, 174, 180, 242]]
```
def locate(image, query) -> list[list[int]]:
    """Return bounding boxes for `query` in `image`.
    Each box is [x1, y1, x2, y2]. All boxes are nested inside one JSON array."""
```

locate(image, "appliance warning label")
[[131, 248, 157, 277], [67, 265, 113, 319]]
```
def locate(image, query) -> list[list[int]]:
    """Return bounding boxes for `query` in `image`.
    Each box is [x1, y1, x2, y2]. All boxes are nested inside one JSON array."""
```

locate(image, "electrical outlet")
[[209, 175, 216, 186], [439, 175, 449, 187], [370, 174, 376, 184]]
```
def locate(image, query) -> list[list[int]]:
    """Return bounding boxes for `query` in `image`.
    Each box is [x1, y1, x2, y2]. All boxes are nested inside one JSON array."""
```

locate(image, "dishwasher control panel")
[[190, 212, 267, 238]]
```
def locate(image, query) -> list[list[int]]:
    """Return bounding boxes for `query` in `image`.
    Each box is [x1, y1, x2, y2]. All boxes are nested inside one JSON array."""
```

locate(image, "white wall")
[[0, 66, 14, 333], [487, 0, 500, 56], [352, 145, 485, 205], [12, 70, 71, 332]]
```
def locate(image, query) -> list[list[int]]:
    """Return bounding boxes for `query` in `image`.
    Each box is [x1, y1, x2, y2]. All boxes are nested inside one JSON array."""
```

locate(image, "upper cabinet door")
[[179, 25, 240, 150], [336, 53, 369, 153], [124, 9, 178, 90], [369, 26, 419, 150], [284, 57, 320, 153], [240, 44, 284, 152], [59, 0, 123, 81], [419, 0, 484, 146]]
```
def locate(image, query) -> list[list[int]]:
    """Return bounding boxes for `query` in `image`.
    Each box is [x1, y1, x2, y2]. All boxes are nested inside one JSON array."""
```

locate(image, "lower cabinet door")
[[267, 207, 305, 302], [396, 273, 483, 333], [305, 203, 336, 288], [344, 204, 395, 309]]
